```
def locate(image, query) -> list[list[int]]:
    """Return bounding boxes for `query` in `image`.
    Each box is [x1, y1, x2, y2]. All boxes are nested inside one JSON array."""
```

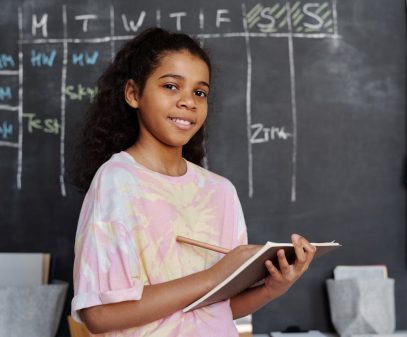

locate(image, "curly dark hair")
[[72, 27, 212, 192]]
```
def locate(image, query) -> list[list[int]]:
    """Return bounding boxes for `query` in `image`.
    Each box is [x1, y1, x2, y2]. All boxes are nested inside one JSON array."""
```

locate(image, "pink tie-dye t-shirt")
[[71, 151, 248, 337]]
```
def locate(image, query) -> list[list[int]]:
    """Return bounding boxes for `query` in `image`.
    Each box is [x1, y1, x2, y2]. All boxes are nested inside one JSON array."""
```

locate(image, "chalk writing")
[[169, 12, 186, 31], [250, 123, 292, 144], [0, 1, 339, 199], [292, 1, 332, 33], [0, 120, 13, 139], [216, 10, 231, 28], [122, 12, 146, 32], [246, 1, 333, 33], [32, 14, 48, 37], [72, 51, 99, 66], [23, 113, 60, 134], [65, 84, 97, 101], [75, 15, 98, 32], [31, 49, 57, 67], [246, 3, 284, 32], [0, 87, 12, 101], [0, 54, 15, 69]]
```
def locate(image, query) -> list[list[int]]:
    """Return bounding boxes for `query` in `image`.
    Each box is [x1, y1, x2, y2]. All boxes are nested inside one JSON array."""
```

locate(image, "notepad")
[[183, 241, 340, 312]]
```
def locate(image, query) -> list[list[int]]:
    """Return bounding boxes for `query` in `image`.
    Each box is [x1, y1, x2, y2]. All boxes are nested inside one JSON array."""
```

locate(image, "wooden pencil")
[[176, 235, 230, 254]]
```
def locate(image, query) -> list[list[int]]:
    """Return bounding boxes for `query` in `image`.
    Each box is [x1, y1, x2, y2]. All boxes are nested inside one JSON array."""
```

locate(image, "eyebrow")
[[158, 73, 210, 89]]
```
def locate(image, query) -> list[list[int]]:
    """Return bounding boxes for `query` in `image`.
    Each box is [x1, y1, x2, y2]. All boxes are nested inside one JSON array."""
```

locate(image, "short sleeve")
[[236, 198, 248, 245], [231, 184, 248, 246], [71, 164, 144, 323]]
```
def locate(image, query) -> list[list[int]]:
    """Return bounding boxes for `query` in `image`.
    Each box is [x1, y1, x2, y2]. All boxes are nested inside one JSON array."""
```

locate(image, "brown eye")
[[194, 90, 207, 98], [164, 84, 177, 90]]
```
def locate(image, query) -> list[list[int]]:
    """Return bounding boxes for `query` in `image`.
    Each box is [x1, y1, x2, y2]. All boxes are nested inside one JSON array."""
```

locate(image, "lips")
[[169, 116, 195, 130]]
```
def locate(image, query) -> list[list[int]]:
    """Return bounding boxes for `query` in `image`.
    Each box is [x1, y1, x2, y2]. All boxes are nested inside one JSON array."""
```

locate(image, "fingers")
[[265, 260, 281, 278], [263, 235, 317, 297], [291, 233, 316, 272], [227, 244, 262, 266], [276, 248, 290, 273], [292, 234, 306, 263]]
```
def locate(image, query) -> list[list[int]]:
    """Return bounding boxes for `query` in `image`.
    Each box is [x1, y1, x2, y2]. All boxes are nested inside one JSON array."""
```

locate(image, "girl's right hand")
[[207, 245, 262, 285]]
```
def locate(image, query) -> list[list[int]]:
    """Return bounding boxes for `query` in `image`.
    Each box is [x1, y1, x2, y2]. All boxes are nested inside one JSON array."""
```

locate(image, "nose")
[[177, 91, 197, 111]]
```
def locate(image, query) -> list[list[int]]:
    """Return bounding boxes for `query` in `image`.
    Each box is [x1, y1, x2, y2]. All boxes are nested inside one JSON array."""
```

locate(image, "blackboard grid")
[[1, 1, 340, 203]]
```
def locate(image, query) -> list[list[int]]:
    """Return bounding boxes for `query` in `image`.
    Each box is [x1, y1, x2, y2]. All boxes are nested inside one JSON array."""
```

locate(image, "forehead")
[[151, 50, 210, 83]]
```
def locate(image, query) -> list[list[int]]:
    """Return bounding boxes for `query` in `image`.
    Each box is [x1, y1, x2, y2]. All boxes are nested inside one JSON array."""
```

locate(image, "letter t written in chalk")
[[75, 14, 98, 32]]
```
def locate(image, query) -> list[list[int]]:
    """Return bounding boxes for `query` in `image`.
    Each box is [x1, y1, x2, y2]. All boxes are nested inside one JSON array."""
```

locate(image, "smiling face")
[[125, 50, 210, 152]]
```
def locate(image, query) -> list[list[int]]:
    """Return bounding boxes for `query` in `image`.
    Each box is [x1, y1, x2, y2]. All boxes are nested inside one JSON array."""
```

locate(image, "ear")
[[124, 79, 140, 108]]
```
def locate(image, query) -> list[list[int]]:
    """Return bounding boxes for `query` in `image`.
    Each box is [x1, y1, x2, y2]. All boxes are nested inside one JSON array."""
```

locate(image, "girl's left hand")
[[262, 233, 316, 299]]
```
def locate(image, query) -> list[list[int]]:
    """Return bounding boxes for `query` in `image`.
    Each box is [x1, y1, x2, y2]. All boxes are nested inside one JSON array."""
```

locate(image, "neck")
[[126, 140, 186, 177]]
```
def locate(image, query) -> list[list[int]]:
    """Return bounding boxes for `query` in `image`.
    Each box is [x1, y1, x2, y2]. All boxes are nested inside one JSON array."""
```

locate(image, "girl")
[[71, 27, 316, 337]]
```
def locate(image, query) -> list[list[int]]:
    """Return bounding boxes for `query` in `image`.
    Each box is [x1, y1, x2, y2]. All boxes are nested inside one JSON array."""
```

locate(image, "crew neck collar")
[[120, 151, 193, 183]]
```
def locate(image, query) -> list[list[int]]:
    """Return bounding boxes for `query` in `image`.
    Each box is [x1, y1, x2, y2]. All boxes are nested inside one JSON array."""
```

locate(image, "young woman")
[[71, 27, 316, 337]]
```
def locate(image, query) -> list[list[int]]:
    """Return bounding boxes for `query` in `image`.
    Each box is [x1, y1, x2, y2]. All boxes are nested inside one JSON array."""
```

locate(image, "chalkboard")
[[1, 0, 406, 335]]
